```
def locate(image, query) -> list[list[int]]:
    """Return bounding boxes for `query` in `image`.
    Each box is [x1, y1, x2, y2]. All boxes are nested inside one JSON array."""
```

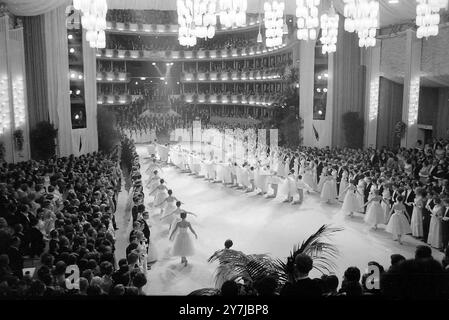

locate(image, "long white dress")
[[427, 205, 443, 249], [356, 180, 365, 213], [381, 189, 392, 224], [172, 225, 195, 257], [153, 186, 168, 208], [386, 209, 412, 238], [338, 172, 348, 202], [320, 177, 335, 202], [364, 198, 385, 226], [341, 185, 360, 214], [410, 198, 424, 238]]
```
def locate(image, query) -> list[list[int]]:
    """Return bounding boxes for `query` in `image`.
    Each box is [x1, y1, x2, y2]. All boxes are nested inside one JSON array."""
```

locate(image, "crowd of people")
[[0, 144, 147, 296], [168, 133, 449, 298]]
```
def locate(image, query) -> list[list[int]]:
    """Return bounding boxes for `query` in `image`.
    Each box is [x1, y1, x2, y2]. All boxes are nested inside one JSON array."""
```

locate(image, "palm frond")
[[188, 288, 220, 296]]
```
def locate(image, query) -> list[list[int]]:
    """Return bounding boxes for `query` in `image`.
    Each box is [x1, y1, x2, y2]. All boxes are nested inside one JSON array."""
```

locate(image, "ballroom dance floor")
[[114, 144, 444, 295]]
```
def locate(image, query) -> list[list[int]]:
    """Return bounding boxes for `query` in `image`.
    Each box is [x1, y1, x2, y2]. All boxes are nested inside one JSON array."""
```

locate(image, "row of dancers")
[[166, 144, 448, 248]]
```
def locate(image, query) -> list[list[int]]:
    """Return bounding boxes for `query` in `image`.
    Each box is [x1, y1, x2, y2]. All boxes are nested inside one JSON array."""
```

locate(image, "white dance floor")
[[117, 145, 444, 295]]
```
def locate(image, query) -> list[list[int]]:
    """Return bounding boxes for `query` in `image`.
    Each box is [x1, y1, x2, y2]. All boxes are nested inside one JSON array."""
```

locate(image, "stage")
[[115, 144, 444, 295]]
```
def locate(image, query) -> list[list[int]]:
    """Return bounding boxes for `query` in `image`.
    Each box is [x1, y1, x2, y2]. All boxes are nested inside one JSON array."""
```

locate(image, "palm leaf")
[[207, 225, 343, 291], [188, 288, 220, 296]]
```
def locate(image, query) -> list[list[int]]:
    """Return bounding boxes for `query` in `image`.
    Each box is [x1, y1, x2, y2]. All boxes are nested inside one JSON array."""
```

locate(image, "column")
[[299, 40, 316, 146], [401, 29, 422, 148], [363, 44, 381, 149]]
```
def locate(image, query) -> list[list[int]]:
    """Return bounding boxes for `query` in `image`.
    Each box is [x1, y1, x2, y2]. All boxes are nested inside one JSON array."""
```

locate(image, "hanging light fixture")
[[343, 0, 379, 48], [73, 0, 107, 48], [416, 0, 448, 39], [296, 0, 320, 41], [320, 1, 339, 54], [177, 0, 218, 47], [218, 0, 247, 28], [264, 1, 284, 47], [257, 0, 263, 42]]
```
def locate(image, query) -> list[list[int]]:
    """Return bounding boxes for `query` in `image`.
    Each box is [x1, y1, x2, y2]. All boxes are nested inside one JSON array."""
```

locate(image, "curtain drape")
[[3, 0, 70, 16], [0, 17, 13, 163], [435, 88, 449, 139], [44, 4, 72, 157], [418, 87, 438, 126], [331, 16, 365, 148], [377, 77, 403, 149], [22, 14, 48, 130], [299, 40, 315, 147], [82, 29, 98, 153]]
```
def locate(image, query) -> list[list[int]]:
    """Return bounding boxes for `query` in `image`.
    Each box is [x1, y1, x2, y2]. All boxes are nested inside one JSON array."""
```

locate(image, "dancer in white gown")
[[157, 189, 181, 216], [320, 172, 336, 204], [146, 170, 161, 194], [427, 198, 444, 249], [169, 211, 198, 266], [386, 196, 412, 244], [141, 211, 158, 263], [410, 189, 424, 239], [149, 179, 168, 210], [303, 162, 317, 192], [338, 170, 349, 202], [381, 183, 392, 224], [341, 180, 363, 216], [362, 190, 389, 230]]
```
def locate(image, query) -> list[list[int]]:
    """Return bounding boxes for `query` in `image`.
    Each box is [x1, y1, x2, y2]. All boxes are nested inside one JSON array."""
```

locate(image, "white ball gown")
[[338, 172, 348, 202], [341, 185, 360, 214], [381, 189, 391, 224], [303, 166, 317, 191], [172, 225, 195, 257], [386, 209, 412, 238], [320, 177, 335, 202], [153, 186, 168, 208], [410, 198, 423, 238], [364, 198, 385, 226], [356, 181, 365, 213], [427, 205, 443, 249]]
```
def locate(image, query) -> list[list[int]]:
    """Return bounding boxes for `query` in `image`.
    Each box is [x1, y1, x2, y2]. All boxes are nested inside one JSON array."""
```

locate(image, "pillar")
[[363, 44, 381, 149], [299, 40, 316, 147], [401, 29, 422, 148]]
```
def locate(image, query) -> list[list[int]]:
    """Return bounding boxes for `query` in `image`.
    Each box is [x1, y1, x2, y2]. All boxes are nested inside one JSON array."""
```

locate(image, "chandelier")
[[320, 2, 339, 54], [343, 0, 379, 48], [264, 1, 285, 47], [177, 0, 217, 47], [73, 0, 107, 48], [296, 0, 320, 41], [416, 0, 448, 38], [218, 0, 248, 28]]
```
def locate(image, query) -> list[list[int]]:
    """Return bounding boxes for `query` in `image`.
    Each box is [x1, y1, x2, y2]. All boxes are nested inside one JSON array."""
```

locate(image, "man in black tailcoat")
[[422, 191, 435, 241], [316, 158, 324, 180], [441, 198, 449, 251], [363, 176, 372, 212], [404, 183, 415, 219]]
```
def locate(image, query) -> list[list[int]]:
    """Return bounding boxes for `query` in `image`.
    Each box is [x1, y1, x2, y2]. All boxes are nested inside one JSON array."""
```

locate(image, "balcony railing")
[[182, 93, 281, 107], [97, 94, 142, 105], [96, 43, 290, 62], [96, 71, 130, 83], [105, 17, 260, 35], [181, 70, 283, 83]]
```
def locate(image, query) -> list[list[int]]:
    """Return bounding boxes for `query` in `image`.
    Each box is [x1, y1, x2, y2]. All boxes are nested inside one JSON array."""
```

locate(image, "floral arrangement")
[[13, 129, 24, 151], [395, 121, 407, 138]]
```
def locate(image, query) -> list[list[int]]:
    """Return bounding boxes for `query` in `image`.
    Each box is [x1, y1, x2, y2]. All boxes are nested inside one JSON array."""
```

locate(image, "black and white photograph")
[[1, 0, 449, 307]]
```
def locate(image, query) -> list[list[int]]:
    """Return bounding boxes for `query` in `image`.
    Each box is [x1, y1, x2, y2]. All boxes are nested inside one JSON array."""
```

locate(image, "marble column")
[[401, 29, 422, 148], [363, 44, 381, 149], [299, 40, 316, 147]]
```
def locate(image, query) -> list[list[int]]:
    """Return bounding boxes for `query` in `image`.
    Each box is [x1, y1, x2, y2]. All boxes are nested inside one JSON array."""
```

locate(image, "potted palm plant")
[[189, 225, 342, 295]]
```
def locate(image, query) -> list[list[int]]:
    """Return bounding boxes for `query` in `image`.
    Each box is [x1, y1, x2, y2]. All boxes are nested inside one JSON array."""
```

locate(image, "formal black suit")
[[442, 207, 449, 250], [363, 183, 372, 212], [27, 227, 45, 258], [336, 167, 344, 194], [6, 245, 23, 278], [316, 162, 324, 180], [423, 199, 434, 241], [280, 278, 322, 297], [404, 190, 415, 218]]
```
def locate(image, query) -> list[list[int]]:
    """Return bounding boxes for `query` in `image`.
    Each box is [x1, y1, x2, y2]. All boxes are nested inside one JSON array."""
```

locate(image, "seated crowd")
[[213, 244, 449, 299]]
